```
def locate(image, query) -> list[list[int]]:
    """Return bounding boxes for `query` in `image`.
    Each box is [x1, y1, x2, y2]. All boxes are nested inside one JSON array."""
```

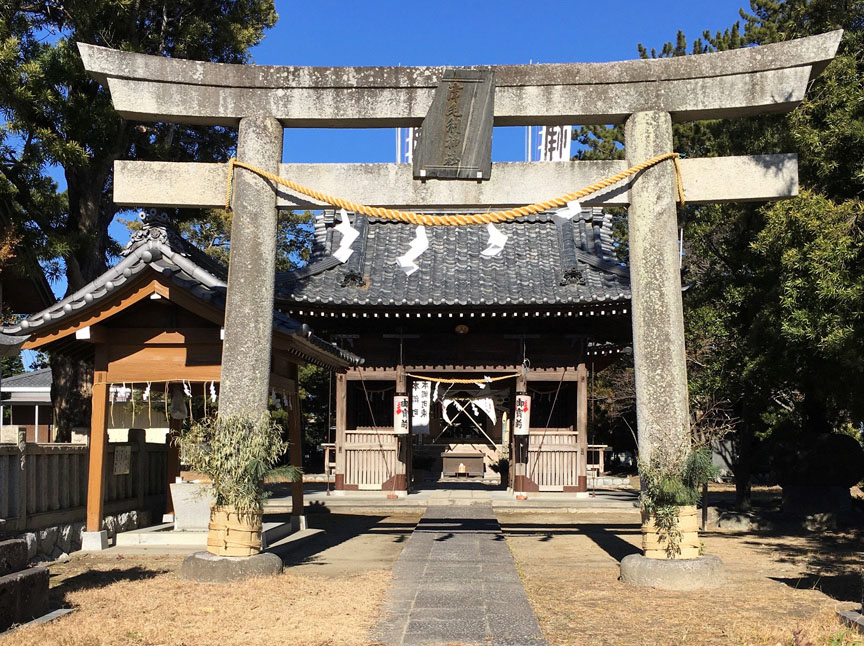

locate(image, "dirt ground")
[[2, 512, 421, 646], [499, 509, 864, 646], [4, 503, 863, 646]]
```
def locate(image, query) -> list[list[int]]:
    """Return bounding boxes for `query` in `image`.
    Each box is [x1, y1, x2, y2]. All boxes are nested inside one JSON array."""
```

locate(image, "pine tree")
[[0, 1, 277, 437], [581, 0, 864, 509]]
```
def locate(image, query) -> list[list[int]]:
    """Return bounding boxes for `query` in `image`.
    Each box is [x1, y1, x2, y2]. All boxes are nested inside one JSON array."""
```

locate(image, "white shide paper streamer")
[[481, 223, 508, 257], [333, 208, 360, 263], [395, 225, 429, 276], [553, 199, 582, 224]]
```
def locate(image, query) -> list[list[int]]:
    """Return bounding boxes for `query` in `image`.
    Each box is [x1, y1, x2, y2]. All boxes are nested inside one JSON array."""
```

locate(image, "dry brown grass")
[[519, 564, 861, 646], [501, 511, 864, 646], [3, 554, 390, 646]]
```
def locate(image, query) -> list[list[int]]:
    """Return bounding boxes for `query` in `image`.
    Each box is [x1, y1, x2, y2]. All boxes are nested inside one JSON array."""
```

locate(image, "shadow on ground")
[[499, 520, 641, 561], [770, 572, 862, 603], [50, 565, 166, 594], [738, 525, 864, 603], [416, 515, 500, 534], [48, 565, 167, 609], [280, 512, 419, 568]]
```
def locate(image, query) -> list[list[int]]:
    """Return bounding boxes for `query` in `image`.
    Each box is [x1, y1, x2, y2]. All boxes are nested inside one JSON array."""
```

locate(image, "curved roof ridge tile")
[[1, 221, 360, 367]]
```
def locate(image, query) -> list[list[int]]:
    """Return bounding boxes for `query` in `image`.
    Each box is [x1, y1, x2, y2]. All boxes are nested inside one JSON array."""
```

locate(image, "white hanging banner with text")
[[394, 395, 410, 434], [539, 125, 572, 162], [404, 127, 421, 163], [411, 380, 431, 435], [513, 394, 532, 436]]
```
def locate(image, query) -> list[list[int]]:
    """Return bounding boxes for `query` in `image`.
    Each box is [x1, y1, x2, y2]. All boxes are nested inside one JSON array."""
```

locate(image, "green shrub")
[[178, 414, 292, 513]]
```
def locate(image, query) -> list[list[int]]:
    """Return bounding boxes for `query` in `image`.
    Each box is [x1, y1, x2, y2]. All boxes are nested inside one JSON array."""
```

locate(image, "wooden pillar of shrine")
[[83, 344, 110, 549], [333, 372, 347, 492], [576, 363, 589, 493], [85, 375, 108, 533], [512, 365, 531, 499], [387, 365, 409, 498]]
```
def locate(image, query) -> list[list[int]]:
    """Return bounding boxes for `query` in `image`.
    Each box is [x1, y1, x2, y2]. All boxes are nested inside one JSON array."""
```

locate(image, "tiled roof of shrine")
[[276, 208, 629, 308]]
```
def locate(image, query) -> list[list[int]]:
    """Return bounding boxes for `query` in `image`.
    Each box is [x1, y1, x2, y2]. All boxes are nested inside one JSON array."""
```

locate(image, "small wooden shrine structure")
[[1, 212, 358, 535], [277, 208, 630, 496]]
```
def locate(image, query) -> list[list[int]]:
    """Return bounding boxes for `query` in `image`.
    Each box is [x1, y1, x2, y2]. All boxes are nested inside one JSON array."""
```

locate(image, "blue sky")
[[66, 0, 748, 283], [259, 0, 750, 165]]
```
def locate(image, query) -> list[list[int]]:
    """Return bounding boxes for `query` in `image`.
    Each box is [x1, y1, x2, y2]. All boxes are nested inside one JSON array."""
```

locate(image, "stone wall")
[[15, 509, 151, 564], [588, 475, 632, 488]]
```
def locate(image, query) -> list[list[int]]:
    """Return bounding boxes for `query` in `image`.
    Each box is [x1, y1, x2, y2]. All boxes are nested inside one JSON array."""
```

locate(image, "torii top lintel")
[[78, 31, 841, 128]]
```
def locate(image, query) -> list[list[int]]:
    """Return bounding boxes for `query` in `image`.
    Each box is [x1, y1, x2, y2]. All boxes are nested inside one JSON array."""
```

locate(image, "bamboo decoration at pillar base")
[[641, 505, 700, 560], [207, 505, 262, 557], [638, 449, 717, 560], [178, 414, 296, 558]]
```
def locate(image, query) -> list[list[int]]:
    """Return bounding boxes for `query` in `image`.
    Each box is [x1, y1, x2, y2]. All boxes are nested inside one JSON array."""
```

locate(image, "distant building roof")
[[276, 208, 629, 309], [1, 368, 52, 392], [2, 212, 360, 367]]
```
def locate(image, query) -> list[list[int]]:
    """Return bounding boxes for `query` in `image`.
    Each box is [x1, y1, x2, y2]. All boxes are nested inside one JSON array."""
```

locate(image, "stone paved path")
[[372, 505, 547, 646]]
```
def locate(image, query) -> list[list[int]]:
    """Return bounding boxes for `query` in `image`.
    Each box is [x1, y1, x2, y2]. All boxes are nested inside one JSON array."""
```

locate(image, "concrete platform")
[[264, 485, 639, 515], [108, 520, 323, 558], [839, 609, 864, 634]]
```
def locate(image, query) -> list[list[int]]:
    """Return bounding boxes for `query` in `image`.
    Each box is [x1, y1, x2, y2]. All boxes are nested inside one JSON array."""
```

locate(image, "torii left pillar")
[[218, 117, 299, 535], [220, 116, 283, 419]]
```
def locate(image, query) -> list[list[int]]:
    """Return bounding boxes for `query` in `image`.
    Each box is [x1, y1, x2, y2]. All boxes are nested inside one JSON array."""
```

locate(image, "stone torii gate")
[[78, 31, 839, 555]]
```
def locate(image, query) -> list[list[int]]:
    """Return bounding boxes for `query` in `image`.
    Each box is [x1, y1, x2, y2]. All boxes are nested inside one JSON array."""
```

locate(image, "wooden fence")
[[0, 428, 168, 534], [343, 428, 398, 489], [527, 427, 580, 491]]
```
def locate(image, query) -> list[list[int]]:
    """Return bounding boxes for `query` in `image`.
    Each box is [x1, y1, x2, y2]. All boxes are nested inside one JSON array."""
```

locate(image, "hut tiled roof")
[[276, 208, 629, 308], [0, 332, 27, 357], [0, 368, 52, 390], [2, 212, 360, 367]]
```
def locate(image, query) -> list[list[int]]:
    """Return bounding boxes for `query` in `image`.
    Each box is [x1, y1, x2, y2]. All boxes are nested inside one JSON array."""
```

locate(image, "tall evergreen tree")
[[0, 1, 277, 436], [577, 0, 864, 508]]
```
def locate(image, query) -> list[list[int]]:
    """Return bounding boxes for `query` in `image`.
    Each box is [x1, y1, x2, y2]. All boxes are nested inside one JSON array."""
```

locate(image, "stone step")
[[0, 608, 75, 638], [0, 539, 28, 577], [0, 566, 49, 632], [115, 521, 293, 547]]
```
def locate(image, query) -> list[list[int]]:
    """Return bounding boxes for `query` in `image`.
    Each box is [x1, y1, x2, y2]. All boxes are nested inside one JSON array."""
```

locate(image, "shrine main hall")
[[276, 208, 631, 496]]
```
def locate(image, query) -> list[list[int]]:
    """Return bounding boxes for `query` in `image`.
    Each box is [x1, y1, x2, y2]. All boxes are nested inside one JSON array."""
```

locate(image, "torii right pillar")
[[625, 111, 691, 470], [620, 110, 728, 588]]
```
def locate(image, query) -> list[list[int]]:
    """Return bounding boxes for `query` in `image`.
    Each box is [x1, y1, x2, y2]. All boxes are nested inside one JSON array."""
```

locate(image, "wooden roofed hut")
[[1, 211, 359, 541], [276, 208, 631, 497]]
